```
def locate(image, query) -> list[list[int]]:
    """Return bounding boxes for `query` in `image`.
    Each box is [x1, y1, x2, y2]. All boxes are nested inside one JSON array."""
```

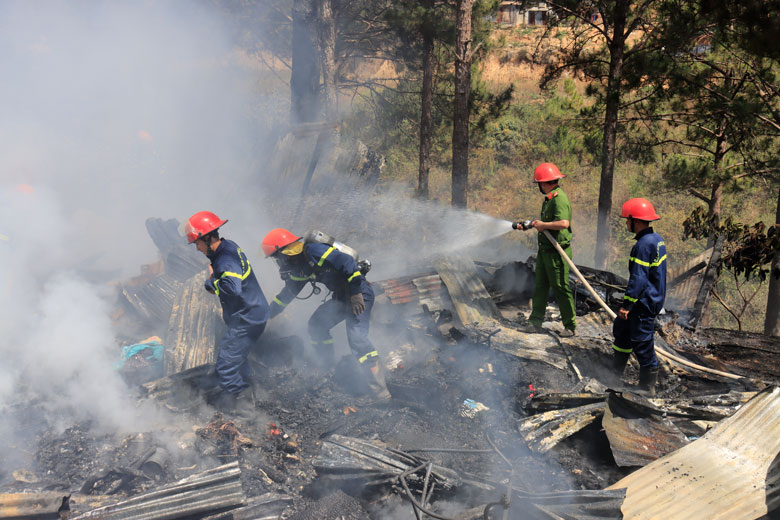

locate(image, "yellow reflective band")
[[629, 254, 667, 268], [273, 297, 288, 307], [221, 263, 252, 281], [289, 274, 310, 281], [317, 246, 335, 267], [310, 338, 335, 345], [624, 295, 638, 302], [629, 256, 651, 267], [0, 233, 9, 241], [347, 271, 361, 282], [613, 344, 633, 353], [213, 279, 220, 296], [358, 350, 379, 364]]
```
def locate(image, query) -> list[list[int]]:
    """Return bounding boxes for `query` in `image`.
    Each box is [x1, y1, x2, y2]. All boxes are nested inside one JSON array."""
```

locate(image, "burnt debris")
[[2, 219, 780, 520]]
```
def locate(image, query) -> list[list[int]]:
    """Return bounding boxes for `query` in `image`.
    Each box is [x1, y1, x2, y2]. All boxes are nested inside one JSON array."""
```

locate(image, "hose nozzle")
[[513, 220, 534, 230]]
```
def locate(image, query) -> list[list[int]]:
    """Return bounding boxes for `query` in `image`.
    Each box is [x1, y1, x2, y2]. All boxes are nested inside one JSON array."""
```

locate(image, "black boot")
[[612, 351, 631, 375], [638, 366, 659, 397]]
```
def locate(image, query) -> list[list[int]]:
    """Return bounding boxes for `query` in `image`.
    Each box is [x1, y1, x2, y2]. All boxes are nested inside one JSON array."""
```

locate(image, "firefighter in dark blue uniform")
[[260, 228, 391, 402], [611, 198, 667, 396], [186, 211, 269, 412]]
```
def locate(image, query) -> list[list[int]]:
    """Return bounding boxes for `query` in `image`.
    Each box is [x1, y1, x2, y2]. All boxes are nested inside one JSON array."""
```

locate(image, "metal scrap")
[[73, 462, 245, 520], [602, 392, 689, 467], [608, 386, 780, 519]]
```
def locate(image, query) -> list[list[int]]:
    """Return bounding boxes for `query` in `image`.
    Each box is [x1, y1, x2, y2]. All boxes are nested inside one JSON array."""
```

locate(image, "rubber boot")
[[612, 351, 631, 375], [364, 361, 391, 403], [638, 366, 659, 397]]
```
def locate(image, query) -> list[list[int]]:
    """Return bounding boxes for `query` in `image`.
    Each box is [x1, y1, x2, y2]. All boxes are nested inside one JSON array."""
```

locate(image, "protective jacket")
[[538, 187, 572, 251], [623, 227, 667, 314], [270, 242, 368, 315], [205, 239, 269, 326]]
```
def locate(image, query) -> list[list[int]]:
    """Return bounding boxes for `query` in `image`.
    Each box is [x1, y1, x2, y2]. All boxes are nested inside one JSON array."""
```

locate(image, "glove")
[[350, 293, 365, 316]]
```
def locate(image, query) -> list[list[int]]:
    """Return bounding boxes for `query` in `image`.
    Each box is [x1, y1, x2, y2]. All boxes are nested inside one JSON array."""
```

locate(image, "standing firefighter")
[[612, 198, 667, 396], [517, 163, 577, 337], [185, 211, 269, 413], [260, 228, 391, 403]]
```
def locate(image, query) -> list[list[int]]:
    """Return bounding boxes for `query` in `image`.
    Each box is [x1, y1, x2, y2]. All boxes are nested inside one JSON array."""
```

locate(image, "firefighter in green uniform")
[[518, 163, 576, 337]]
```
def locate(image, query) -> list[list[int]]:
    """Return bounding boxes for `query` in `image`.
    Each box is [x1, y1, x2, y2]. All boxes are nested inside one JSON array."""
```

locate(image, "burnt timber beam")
[[688, 235, 725, 329]]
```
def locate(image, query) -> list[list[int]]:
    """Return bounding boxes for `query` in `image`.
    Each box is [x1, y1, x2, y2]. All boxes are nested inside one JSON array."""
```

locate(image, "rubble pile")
[[1, 221, 779, 520]]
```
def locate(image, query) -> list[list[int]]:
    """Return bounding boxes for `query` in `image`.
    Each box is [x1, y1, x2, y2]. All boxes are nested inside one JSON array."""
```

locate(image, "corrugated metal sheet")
[[73, 462, 245, 520], [608, 386, 780, 519], [0, 492, 68, 519], [603, 393, 689, 467], [375, 273, 445, 306], [666, 248, 713, 311]]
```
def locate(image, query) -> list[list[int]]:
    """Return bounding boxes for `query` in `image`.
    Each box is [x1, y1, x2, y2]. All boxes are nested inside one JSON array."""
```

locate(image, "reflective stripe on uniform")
[[289, 274, 311, 281], [629, 254, 667, 268], [214, 247, 252, 294], [347, 271, 361, 282], [613, 344, 633, 353], [310, 338, 334, 345], [273, 297, 288, 307], [317, 246, 335, 267], [624, 295, 638, 302], [358, 350, 379, 364]]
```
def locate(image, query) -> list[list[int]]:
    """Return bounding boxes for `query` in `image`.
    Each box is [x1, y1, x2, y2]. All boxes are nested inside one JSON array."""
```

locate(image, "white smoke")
[[0, 0, 282, 456]]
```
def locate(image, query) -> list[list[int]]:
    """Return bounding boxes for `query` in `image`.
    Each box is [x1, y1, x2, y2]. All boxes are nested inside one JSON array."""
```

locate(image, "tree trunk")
[[417, 26, 435, 199], [594, 0, 628, 270], [318, 0, 337, 122], [765, 188, 780, 336], [452, 0, 475, 208], [291, 0, 321, 124]]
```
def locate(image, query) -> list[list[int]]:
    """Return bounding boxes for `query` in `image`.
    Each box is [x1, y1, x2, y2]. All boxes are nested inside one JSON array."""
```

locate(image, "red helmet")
[[184, 211, 228, 243], [533, 163, 565, 182], [620, 198, 660, 221], [261, 228, 301, 257]]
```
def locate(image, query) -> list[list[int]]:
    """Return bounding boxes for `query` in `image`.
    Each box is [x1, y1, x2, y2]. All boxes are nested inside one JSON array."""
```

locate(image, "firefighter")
[[185, 211, 270, 413], [611, 198, 667, 396], [518, 163, 577, 337], [260, 228, 391, 403]]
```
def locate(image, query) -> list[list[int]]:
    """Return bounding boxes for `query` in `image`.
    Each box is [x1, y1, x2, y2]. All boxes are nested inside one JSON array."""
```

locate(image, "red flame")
[[268, 422, 281, 436], [528, 384, 536, 399]]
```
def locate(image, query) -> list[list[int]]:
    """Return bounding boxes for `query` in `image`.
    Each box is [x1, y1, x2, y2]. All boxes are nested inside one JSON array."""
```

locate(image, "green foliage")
[[683, 206, 780, 281]]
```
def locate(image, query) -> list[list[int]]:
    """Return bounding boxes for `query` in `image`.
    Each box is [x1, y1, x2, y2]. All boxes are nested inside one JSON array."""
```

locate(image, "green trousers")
[[529, 247, 577, 331]]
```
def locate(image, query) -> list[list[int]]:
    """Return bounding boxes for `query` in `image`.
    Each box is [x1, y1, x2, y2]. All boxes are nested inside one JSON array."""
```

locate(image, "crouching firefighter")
[[185, 211, 270, 413], [611, 198, 667, 396], [260, 228, 391, 403]]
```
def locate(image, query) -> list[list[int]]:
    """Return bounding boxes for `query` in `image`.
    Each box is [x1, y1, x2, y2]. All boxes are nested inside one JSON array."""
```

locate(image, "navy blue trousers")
[[612, 309, 659, 368], [216, 322, 266, 394], [308, 285, 375, 361]]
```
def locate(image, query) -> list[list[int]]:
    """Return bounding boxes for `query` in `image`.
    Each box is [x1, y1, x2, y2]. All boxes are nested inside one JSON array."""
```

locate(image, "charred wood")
[[517, 402, 606, 453], [0, 492, 69, 520]]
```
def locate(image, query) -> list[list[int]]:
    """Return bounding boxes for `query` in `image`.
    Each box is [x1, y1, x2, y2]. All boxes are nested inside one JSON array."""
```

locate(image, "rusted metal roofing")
[[73, 462, 245, 520], [603, 392, 689, 467], [375, 273, 445, 306], [0, 492, 68, 519], [608, 386, 780, 519]]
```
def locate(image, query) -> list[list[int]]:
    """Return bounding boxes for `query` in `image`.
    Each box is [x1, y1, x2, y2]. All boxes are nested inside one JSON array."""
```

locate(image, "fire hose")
[[516, 221, 742, 381]]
